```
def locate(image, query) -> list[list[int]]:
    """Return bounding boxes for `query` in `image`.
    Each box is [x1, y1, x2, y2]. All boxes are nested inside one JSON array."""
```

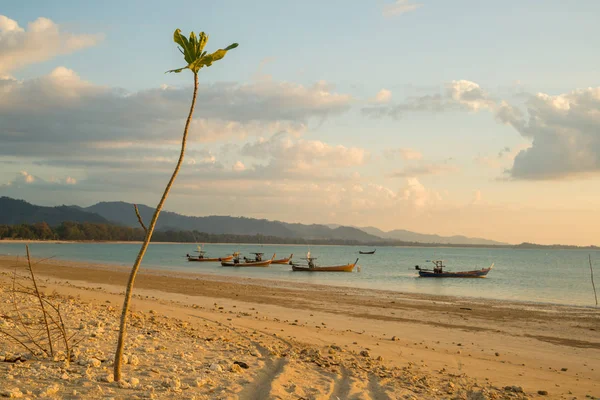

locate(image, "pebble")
[[537, 390, 548, 395], [230, 363, 243, 373], [209, 363, 223, 372], [0, 388, 23, 398], [391, 336, 399, 341], [233, 361, 249, 369], [360, 350, 371, 358]]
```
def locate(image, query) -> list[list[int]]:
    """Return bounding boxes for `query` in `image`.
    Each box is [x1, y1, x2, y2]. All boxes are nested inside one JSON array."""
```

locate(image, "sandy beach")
[[0, 255, 599, 399]]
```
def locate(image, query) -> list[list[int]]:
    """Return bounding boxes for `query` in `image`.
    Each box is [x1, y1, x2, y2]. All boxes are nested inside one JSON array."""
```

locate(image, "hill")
[[359, 226, 508, 246], [0, 197, 507, 245], [84, 202, 381, 242], [0, 197, 108, 226]]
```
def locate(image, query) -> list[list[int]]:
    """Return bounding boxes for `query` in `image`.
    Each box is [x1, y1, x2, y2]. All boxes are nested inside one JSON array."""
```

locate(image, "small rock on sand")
[[360, 350, 370, 358], [230, 363, 243, 373], [537, 390, 548, 395]]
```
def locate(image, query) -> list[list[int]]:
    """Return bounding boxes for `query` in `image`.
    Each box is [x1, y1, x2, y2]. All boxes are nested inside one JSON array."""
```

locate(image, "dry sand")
[[0, 255, 598, 399]]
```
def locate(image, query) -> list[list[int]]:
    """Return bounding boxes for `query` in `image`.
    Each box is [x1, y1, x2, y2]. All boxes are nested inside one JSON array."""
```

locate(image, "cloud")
[[497, 87, 600, 180], [371, 89, 392, 104], [0, 15, 102, 74], [232, 161, 246, 172], [471, 190, 482, 205], [400, 178, 442, 208], [240, 132, 369, 178], [382, 0, 423, 17], [0, 68, 353, 167], [474, 145, 529, 170], [389, 163, 459, 177], [384, 147, 423, 161], [362, 80, 496, 118], [1, 171, 77, 189]]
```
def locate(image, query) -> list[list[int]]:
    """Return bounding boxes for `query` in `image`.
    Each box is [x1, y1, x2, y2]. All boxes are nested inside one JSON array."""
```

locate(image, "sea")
[[1, 242, 599, 307]]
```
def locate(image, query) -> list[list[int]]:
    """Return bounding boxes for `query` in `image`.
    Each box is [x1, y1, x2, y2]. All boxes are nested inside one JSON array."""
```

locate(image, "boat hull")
[[188, 255, 233, 262], [292, 264, 355, 272], [272, 254, 293, 264], [221, 260, 272, 267], [418, 267, 492, 278]]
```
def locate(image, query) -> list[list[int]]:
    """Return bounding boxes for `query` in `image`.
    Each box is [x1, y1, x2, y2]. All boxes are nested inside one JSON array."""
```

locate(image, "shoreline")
[[0, 252, 596, 309], [0, 255, 599, 398]]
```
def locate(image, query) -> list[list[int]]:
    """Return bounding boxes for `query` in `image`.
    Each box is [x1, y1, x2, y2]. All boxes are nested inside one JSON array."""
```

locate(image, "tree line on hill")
[[1, 222, 597, 250], [0, 222, 369, 245]]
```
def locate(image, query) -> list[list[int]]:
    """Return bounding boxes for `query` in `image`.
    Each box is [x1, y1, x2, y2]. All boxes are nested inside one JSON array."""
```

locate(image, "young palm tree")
[[113, 29, 238, 381]]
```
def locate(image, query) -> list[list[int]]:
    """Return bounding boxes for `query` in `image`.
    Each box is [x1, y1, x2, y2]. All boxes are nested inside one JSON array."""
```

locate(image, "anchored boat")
[[415, 260, 494, 278], [221, 253, 275, 267], [187, 250, 234, 262], [291, 257, 359, 272], [359, 249, 376, 255]]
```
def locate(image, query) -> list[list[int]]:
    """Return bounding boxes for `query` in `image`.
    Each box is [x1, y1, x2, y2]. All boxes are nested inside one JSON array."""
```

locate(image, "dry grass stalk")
[[0, 245, 83, 365]]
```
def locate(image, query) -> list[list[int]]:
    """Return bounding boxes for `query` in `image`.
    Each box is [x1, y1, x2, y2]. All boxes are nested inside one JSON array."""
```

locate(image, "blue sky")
[[2, 1, 600, 245]]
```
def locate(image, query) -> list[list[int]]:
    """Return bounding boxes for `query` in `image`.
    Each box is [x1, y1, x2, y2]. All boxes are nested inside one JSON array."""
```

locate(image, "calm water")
[[1, 242, 599, 307]]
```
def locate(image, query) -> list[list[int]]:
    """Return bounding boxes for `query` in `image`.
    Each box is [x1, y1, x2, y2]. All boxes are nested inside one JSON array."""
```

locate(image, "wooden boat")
[[187, 254, 234, 262], [359, 249, 376, 255], [291, 257, 359, 272], [221, 253, 275, 267], [272, 253, 293, 264], [415, 260, 494, 278]]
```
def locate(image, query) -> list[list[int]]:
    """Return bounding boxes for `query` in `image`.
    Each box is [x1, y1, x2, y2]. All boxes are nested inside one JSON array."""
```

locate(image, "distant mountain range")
[[358, 226, 507, 246], [0, 197, 508, 245]]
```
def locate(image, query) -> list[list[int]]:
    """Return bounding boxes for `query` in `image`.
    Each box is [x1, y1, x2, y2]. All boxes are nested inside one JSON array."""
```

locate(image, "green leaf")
[[166, 66, 188, 74], [169, 30, 238, 74]]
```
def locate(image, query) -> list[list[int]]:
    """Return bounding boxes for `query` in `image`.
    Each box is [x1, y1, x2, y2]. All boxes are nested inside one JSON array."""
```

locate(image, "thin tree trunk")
[[113, 73, 199, 381], [590, 254, 598, 307]]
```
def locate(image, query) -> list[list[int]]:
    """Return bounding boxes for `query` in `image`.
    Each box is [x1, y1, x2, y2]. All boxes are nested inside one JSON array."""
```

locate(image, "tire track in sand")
[[188, 313, 292, 400]]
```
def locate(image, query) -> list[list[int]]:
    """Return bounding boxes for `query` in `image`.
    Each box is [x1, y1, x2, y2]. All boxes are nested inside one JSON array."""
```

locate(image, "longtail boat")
[[272, 253, 293, 264], [415, 260, 494, 278], [221, 253, 275, 267], [187, 250, 234, 262], [291, 257, 359, 272], [359, 249, 376, 255]]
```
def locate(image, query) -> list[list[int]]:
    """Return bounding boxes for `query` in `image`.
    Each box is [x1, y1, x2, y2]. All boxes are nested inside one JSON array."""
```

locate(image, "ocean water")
[[1, 242, 599, 307]]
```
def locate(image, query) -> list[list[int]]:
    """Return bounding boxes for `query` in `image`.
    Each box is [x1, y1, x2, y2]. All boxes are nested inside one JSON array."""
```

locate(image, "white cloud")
[[0, 15, 102, 74], [384, 147, 423, 161], [400, 178, 442, 209], [390, 163, 459, 177], [382, 0, 423, 17], [2, 171, 77, 188], [241, 132, 368, 177], [472, 189, 482, 205], [497, 87, 600, 180], [232, 161, 246, 172], [362, 80, 496, 118], [371, 89, 392, 104]]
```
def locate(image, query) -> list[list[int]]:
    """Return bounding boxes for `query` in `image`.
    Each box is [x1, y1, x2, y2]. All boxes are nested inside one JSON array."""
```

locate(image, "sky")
[[1, 0, 600, 245]]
